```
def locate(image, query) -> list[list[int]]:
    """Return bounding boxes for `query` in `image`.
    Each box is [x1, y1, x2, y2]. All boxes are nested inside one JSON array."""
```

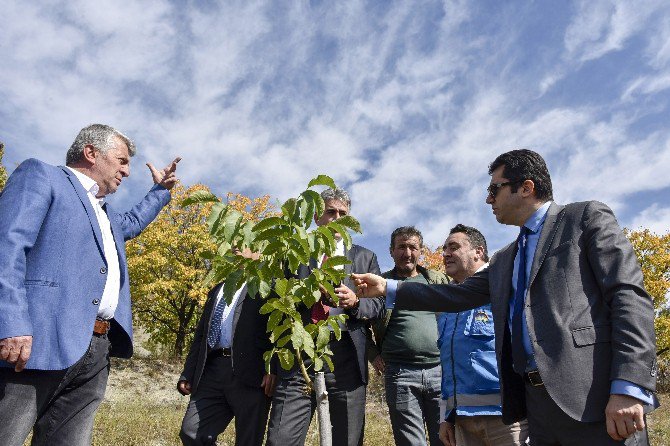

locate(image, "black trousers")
[[266, 332, 366, 446], [180, 355, 270, 446], [525, 382, 650, 445]]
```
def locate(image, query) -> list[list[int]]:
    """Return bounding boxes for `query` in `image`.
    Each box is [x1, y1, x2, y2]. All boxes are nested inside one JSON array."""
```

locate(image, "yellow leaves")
[[226, 192, 279, 223], [625, 228, 670, 355], [0, 142, 7, 192], [420, 245, 445, 273]]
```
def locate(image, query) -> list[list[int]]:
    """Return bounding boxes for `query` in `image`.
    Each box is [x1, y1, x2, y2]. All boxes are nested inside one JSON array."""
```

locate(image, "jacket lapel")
[[61, 166, 106, 259], [230, 284, 248, 345], [491, 241, 516, 323], [528, 202, 565, 288]]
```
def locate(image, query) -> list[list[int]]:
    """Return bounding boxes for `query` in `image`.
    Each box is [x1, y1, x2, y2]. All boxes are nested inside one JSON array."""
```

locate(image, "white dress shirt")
[[67, 167, 121, 319]]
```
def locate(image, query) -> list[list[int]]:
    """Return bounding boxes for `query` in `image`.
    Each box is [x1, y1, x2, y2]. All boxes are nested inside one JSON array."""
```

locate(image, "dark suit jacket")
[[179, 283, 272, 393], [394, 201, 657, 424], [279, 244, 384, 384]]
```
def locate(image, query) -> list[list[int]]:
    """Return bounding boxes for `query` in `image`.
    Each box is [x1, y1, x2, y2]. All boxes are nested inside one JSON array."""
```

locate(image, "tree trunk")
[[314, 371, 332, 446]]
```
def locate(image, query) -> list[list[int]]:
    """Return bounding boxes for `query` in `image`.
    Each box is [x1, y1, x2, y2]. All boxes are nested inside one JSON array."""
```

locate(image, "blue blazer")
[[0, 158, 170, 370]]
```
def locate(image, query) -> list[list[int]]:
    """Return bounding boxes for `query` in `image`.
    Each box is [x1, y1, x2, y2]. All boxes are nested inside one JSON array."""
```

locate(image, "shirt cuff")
[[439, 399, 447, 422], [610, 379, 656, 406], [385, 279, 398, 309]]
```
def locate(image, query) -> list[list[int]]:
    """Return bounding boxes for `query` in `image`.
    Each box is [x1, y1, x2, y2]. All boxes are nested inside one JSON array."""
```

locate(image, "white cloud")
[[628, 203, 670, 234], [1, 0, 670, 258]]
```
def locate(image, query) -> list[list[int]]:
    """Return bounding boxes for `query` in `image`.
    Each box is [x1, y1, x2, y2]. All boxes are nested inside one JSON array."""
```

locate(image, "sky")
[[2, 0, 669, 271]]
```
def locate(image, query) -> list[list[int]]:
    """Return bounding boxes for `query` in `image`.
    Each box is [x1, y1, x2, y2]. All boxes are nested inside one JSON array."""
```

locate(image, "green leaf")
[[328, 221, 352, 248], [259, 280, 272, 298], [277, 349, 295, 370], [270, 320, 291, 342], [255, 227, 289, 243], [316, 226, 336, 253], [223, 211, 243, 244], [207, 202, 226, 234], [246, 276, 260, 299], [181, 190, 219, 207], [290, 320, 305, 350], [222, 269, 244, 304], [322, 255, 351, 270], [281, 198, 297, 218], [277, 333, 292, 348], [260, 298, 279, 314], [313, 357, 324, 371], [288, 237, 310, 265], [252, 216, 288, 233], [307, 174, 337, 190], [328, 318, 342, 339], [323, 355, 334, 373], [301, 190, 325, 221], [268, 310, 284, 331], [274, 278, 289, 298], [263, 348, 276, 373], [316, 325, 330, 349], [301, 326, 315, 358], [335, 215, 362, 234]]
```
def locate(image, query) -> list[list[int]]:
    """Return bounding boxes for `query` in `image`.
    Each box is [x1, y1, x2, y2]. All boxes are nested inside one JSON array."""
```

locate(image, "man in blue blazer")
[[0, 124, 180, 446]]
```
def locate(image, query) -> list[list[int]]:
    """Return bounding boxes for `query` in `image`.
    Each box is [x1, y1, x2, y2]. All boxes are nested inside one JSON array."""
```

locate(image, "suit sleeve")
[[109, 184, 171, 241], [179, 294, 211, 384], [582, 201, 657, 391], [0, 159, 52, 340], [395, 268, 491, 312], [351, 251, 385, 320]]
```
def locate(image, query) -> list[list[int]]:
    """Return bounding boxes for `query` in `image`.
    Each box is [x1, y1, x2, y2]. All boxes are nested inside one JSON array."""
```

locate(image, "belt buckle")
[[527, 370, 543, 386], [221, 348, 232, 357]]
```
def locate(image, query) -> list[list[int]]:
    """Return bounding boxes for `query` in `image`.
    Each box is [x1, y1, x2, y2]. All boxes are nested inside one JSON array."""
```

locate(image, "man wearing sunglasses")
[[353, 149, 656, 445]]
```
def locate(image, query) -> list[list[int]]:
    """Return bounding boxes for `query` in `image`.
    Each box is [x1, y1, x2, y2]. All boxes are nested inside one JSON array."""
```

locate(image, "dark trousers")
[[525, 382, 650, 445], [0, 335, 111, 446], [266, 333, 366, 446], [180, 355, 270, 446]]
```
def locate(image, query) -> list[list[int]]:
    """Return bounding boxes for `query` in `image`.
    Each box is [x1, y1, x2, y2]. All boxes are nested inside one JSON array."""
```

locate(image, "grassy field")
[[23, 357, 670, 445]]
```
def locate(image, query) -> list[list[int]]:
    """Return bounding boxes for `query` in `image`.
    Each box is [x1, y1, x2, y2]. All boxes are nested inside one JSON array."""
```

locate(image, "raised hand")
[[147, 157, 181, 190]]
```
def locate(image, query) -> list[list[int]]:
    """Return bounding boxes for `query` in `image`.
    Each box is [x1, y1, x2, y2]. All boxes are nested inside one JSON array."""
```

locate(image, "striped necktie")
[[207, 296, 227, 348]]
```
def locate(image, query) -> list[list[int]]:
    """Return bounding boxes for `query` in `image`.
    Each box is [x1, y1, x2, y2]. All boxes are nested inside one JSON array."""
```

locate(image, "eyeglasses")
[[487, 180, 523, 198]]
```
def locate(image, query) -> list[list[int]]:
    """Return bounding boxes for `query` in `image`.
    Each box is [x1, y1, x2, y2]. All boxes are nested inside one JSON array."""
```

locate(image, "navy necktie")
[[207, 296, 227, 348], [512, 226, 529, 375]]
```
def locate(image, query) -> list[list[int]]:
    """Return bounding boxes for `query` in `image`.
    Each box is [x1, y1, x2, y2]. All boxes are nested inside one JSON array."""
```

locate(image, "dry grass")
[[22, 358, 669, 445]]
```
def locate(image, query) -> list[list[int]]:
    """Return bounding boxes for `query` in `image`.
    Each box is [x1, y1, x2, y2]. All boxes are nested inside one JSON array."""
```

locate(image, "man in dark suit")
[[266, 188, 384, 446], [177, 249, 276, 446], [353, 149, 657, 445], [0, 124, 179, 445]]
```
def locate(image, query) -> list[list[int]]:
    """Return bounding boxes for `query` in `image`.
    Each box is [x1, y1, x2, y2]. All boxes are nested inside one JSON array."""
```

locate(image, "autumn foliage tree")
[[126, 184, 275, 357], [420, 245, 445, 273], [626, 228, 670, 356], [0, 142, 7, 192]]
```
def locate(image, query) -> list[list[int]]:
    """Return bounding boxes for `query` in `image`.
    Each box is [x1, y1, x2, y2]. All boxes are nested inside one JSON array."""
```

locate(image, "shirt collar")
[[523, 201, 551, 234], [66, 167, 104, 206], [475, 262, 489, 274]]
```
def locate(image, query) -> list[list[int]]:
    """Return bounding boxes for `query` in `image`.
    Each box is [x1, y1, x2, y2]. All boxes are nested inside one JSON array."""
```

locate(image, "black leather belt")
[[523, 370, 544, 386], [209, 347, 232, 358]]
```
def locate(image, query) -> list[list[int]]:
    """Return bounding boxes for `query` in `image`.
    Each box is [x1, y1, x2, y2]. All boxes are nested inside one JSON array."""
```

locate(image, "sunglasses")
[[487, 180, 524, 198]]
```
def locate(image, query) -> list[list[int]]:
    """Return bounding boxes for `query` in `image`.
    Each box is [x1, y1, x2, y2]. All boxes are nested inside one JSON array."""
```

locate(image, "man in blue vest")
[[438, 224, 528, 446]]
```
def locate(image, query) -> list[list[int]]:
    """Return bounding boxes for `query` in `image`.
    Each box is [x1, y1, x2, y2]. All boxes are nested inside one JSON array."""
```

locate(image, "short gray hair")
[[66, 124, 136, 165], [320, 187, 351, 209]]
